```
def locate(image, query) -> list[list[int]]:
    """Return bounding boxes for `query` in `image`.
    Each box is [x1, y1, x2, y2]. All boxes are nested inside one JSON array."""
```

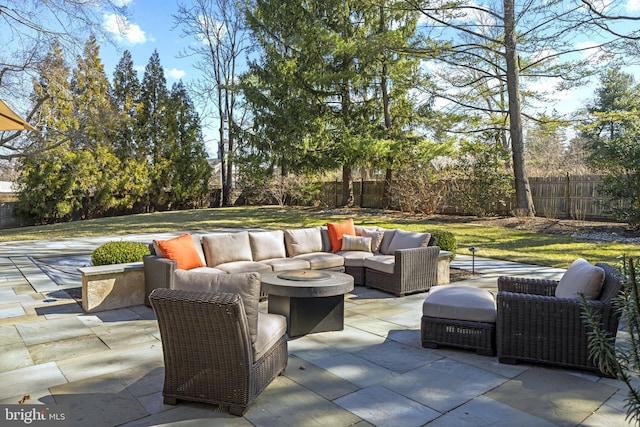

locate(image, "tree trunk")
[[218, 84, 228, 207], [504, 0, 534, 216], [379, 9, 394, 211], [382, 167, 393, 209], [223, 90, 233, 206], [341, 166, 354, 207]]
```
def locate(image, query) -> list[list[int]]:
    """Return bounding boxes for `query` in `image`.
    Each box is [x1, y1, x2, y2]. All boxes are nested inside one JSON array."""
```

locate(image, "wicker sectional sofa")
[[143, 223, 441, 302]]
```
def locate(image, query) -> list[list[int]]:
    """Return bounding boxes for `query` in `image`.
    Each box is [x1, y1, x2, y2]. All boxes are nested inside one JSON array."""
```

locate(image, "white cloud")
[[103, 13, 147, 45], [168, 68, 186, 79], [627, 0, 640, 11], [111, 0, 134, 7]]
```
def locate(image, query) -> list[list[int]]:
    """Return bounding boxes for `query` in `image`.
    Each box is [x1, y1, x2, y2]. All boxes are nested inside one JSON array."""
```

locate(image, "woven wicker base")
[[421, 316, 496, 356]]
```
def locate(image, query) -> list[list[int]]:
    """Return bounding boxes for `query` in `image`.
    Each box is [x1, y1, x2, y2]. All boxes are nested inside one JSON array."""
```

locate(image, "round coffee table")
[[261, 270, 354, 337]]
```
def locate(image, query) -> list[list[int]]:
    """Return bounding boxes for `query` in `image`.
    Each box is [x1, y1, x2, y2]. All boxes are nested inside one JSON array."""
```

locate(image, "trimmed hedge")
[[91, 241, 150, 266], [431, 230, 457, 261]]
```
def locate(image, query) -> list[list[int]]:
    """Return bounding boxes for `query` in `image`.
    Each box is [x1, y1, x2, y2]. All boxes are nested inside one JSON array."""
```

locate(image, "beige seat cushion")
[[555, 258, 605, 300], [261, 257, 311, 271], [215, 261, 272, 274], [182, 266, 225, 275], [423, 285, 496, 323], [254, 312, 287, 360], [363, 254, 395, 275], [172, 271, 262, 344], [338, 250, 375, 267], [284, 228, 323, 256], [249, 230, 286, 261], [202, 231, 253, 267], [293, 252, 344, 269], [386, 229, 430, 254]]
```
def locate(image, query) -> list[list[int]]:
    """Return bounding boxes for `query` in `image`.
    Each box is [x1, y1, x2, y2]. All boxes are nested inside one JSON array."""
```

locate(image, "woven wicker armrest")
[[395, 245, 440, 277], [143, 255, 177, 305], [497, 276, 558, 296]]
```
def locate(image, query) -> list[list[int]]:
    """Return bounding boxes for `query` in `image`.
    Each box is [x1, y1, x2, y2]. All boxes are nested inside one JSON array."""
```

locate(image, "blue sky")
[[100, 1, 192, 82]]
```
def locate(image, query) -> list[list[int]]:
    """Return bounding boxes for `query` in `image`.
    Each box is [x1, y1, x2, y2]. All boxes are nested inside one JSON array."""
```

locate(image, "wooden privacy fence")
[[319, 175, 617, 220]]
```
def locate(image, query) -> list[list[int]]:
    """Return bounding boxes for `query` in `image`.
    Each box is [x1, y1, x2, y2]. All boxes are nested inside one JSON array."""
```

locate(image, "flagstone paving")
[[0, 235, 636, 426]]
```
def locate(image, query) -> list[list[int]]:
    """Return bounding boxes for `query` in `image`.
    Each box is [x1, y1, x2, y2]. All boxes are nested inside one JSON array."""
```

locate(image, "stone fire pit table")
[[261, 270, 354, 337]]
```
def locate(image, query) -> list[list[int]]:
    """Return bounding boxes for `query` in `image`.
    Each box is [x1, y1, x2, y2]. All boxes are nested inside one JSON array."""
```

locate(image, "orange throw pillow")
[[156, 233, 205, 270], [326, 219, 356, 253]]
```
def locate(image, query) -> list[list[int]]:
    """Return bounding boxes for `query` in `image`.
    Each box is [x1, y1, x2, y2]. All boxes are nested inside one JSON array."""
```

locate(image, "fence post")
[[360, 179, 364, 208], [565, 173, 570, 218]]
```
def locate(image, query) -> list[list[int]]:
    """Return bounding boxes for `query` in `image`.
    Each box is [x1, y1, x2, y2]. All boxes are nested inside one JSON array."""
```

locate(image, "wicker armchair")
[[364, 246, 440, 296], [149, 287, 288, 416], [496, 263, 623, 376]]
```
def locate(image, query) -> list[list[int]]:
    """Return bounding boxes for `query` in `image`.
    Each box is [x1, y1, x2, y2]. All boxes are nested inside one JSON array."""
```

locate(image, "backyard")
[[0, 213, 635, 426]]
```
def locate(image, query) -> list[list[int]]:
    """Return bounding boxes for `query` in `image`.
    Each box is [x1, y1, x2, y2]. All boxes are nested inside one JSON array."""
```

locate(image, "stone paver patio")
[[0, 233, 636, 426]]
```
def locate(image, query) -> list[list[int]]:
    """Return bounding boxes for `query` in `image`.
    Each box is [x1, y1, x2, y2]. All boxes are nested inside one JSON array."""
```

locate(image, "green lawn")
[[2, 205, 638, 268]]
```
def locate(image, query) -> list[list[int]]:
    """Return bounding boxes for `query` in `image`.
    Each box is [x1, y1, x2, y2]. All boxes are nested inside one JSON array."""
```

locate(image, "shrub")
[[431, 230, 457, 260], [91, 241, 150, 266]]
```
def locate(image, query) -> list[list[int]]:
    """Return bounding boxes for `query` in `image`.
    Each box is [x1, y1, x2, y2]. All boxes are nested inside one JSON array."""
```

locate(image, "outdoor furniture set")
[[421, 258, 624, 377], [143, 218, 442, 302], [145, 220, 624, 416]]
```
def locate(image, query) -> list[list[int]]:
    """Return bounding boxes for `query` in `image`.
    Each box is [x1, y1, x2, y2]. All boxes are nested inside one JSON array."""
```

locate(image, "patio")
[[0, 233, 634, 426]]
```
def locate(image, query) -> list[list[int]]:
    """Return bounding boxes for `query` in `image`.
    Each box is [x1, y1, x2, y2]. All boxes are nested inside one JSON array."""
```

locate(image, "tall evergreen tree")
[[166, 81, 212, 208], [138, 50, 171, 211], [112, 50, 148, 211], [581, 68, 640, 227], [15, 40, 78, 224], [71, 35, 120, 218], [243, 0, 425, 206]]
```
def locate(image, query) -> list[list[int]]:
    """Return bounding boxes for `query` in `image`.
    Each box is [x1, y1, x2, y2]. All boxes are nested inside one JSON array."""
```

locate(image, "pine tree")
[[166, 81, 211, 208], [243, 0, 426, 206], [71, 35, 120, 218], [15, 40, 79, 224], [112, 50, 149, 211], [138, 50, 171, 211]]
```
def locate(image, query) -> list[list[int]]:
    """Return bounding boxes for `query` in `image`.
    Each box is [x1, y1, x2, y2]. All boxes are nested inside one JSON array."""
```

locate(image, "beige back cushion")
[[202, 231, 253, 267], [378, 228, 397, 255], [249, 230, 286, 261], [284, 228, 323, 257], [173, 271, 261, 345], [555, 258, 605, 300], [385, 229, 431, 254], [355, 225, 379, 236], [319, 226, 332, 252]]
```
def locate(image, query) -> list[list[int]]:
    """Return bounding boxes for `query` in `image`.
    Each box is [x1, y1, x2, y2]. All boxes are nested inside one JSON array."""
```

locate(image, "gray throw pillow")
[[364, 230, 385, 253]]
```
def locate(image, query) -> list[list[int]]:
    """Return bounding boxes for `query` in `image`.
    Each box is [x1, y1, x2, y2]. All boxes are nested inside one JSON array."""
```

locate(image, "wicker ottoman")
[[421, 285, 496, 356]]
